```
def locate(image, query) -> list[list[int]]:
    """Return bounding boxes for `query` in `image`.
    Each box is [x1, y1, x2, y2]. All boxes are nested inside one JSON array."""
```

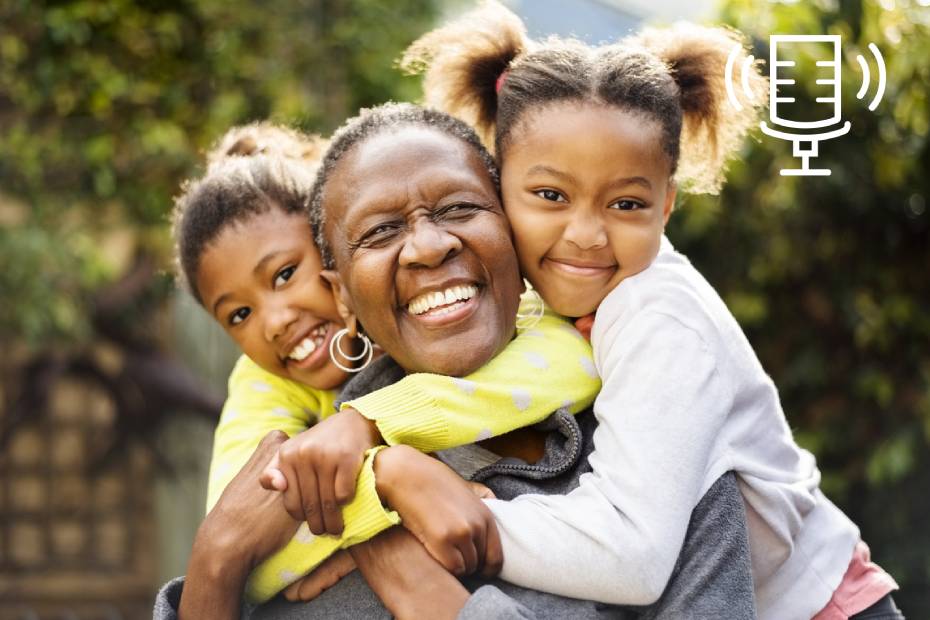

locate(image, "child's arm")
[[260, 294, 600, 535], [205, 356, 328, 512], [206, 357, 400, 604], [344, 296, 601, 451], [247, 444, 504, 604], [243, 445, 400, 603], [481, 309, 734, 605]]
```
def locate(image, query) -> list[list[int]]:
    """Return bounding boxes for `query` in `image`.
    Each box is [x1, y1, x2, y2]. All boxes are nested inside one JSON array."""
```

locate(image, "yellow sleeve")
[[206, 355, 338, 513], [342, 291, 601, 452], [207, 357, 400, 604], [243, 445, 400, 603]]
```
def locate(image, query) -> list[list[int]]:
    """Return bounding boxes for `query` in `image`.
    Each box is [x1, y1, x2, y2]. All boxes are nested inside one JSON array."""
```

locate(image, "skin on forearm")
[[349, 527, 469, 620], [178, 526, 251, 620], [180, 430, 299, 617]]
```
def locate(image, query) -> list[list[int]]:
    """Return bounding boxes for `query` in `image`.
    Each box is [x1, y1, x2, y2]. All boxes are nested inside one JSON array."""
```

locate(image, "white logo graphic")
[[726, 35, 886, 176]]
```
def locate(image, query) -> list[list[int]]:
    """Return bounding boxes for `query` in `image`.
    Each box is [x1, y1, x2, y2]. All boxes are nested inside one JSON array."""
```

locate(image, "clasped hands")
[[258, 407, 503, 601]]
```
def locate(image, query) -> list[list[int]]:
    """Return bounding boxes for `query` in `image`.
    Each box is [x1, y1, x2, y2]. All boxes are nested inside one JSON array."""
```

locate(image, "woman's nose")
[[563, 211, 608, 251], [399, 220, 463, 268], [263, 300, 299, 342]]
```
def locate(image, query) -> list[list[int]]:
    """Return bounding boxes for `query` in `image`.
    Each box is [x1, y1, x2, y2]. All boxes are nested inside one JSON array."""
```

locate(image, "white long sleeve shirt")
[[486, 236, 859, 620]]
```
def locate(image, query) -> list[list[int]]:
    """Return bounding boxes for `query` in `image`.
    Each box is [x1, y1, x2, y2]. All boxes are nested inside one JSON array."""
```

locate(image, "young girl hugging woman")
[[400, 2, 902, 618], [169, 121, 601, 606]]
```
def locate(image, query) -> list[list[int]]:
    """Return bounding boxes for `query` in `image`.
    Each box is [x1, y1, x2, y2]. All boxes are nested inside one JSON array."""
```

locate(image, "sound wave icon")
[[726, 35, 887, 176], [856, 43, 887, 112]]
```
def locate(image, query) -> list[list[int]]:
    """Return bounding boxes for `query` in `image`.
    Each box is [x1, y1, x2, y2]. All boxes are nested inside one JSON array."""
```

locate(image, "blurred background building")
[[0, 0, 928, 617]]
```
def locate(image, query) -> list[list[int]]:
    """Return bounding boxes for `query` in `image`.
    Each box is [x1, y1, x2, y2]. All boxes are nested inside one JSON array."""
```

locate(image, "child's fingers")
[[333, 461, 358, 506], [283, 579, 307, 602], [317, 463, 345, 536], [298, 468, 326, 535], [480, 517, 503, 578], [266, 468, 288, 492], [457, 529, 479, 576], [277, 461, 305, 522], [283, 551, 356, 602], [260, 456, 288, 491], [423, 535, 466, 577], [466, 481, 495, 499]]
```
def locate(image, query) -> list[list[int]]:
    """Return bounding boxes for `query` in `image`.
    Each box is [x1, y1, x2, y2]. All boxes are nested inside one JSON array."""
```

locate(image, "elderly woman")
[[155, 104, 755, 620]]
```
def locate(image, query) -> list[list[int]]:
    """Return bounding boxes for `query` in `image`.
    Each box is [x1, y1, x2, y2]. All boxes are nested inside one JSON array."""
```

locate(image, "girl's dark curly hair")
[[172, 123, 326, 303]]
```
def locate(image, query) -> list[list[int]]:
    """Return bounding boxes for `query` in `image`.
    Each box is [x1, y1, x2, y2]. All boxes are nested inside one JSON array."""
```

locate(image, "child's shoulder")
[[228, 355, 336, 406], [228, 354, 289, 390], [596, 238, 733, 341]]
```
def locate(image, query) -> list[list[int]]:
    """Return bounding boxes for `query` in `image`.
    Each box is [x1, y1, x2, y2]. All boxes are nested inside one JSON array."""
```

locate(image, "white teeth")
[[407, 284, 478, 316], [288, 336, 318, 362]]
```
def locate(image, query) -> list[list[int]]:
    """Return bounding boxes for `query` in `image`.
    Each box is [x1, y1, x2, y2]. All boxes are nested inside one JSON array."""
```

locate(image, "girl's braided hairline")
[[308, 102, 500, 270]]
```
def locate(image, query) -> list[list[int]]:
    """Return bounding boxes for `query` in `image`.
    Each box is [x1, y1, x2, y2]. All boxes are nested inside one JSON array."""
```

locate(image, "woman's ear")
[[321, 270, 359, 337], [662, 181, 678, 227]]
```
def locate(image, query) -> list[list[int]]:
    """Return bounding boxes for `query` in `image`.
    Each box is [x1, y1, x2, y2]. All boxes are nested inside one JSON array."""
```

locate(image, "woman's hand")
[[260, 407, 382, 536], [179, 431, 300, 620], [350, 526, 470, 620], [373, 445, 503, 578]]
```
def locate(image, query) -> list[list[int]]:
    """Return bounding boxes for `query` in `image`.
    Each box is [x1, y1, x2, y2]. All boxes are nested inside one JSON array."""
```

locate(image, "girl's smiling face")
[[196, 208, 349, 390], [500, 102, 676, 317]]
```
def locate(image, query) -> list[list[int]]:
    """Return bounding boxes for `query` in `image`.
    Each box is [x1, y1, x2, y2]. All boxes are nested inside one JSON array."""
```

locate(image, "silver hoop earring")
[[516, 286, 544, 330], [328, 328, 373, 373]]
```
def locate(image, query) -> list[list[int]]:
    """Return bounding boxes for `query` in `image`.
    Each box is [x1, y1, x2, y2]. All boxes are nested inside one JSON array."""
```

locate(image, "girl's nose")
[[399, 220, 463, 268], [263, 300, 299, 342], [563, 211, 608, 251]]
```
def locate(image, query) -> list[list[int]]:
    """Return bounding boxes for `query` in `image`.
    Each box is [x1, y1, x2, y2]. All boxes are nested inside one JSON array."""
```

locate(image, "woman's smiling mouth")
[[405, 282, 482, 327]]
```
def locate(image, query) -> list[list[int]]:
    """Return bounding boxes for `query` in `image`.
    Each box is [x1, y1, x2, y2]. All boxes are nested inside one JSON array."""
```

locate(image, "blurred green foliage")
[[671, 0, 929, 612], [2, 0, 928, 612], [0, 0, 440, 347]]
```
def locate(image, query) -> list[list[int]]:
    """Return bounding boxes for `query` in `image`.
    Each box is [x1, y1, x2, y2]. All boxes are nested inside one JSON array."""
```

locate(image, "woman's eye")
[[360, 223, 401, 247], [435, 203, 477, 220], [608, 199, 646, 211], [534, 189, 567, 203], [274, 265, 296, 287], [229, 307, 250, 326]]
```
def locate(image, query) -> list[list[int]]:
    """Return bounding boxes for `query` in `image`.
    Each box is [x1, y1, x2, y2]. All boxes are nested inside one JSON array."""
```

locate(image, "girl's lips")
[[406, 289, 481, 329], [287, 323, 336, 372], [544, 257, 617, 278]]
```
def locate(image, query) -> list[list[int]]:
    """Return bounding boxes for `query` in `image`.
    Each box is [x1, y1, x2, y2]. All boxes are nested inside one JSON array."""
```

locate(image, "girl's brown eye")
[[274, 265, 296, 287], [230, 307, 250, 325], [535, 189, 567, 202], [608, 199, 645, 211]]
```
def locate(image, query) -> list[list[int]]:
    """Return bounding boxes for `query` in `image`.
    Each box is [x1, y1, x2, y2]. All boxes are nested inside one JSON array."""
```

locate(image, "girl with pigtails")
[[401, 2, 901, 618]]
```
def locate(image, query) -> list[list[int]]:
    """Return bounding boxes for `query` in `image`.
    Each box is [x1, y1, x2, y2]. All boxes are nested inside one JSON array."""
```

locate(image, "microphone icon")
[[726, 34, 886, 177]]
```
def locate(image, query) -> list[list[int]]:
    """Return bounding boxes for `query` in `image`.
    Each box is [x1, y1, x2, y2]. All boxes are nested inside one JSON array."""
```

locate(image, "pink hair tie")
[[495, 69, 509, 94]]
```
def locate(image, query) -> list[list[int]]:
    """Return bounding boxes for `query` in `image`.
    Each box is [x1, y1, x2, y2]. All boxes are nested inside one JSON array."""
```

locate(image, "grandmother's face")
[[323, 127, 522, 376]]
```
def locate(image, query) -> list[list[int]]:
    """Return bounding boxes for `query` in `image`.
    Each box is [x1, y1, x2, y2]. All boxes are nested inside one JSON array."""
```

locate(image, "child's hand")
[[259, 407, 382, 536], [466, 481, 496, 499], [373, 445, 503, 578], [282, 549, 356, 602]]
